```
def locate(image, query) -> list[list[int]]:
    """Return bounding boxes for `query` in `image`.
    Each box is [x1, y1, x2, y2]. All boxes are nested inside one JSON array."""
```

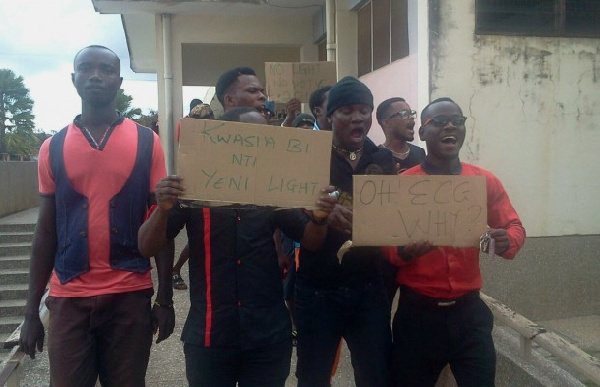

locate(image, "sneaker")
[[172, 272, 188, 290]]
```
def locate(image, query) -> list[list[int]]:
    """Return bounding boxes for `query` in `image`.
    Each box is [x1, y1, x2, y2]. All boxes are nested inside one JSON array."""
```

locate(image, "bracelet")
[[153, 300, 174, 309]]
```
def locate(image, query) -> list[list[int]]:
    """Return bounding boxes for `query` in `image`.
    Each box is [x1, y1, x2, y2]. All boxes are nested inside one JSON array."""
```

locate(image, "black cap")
[[292, 113, 316, 128], [326, 76, 373, 117]]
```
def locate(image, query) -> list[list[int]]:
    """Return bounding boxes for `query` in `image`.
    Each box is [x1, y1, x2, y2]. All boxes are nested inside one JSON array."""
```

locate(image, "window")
[[476, 0, 600, 38], [357, 0, 409, 77]]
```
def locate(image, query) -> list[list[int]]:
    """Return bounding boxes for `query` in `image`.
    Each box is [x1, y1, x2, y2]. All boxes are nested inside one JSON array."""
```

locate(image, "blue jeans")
[[184, 340, 292, 387], [294, 282, 391, 387]]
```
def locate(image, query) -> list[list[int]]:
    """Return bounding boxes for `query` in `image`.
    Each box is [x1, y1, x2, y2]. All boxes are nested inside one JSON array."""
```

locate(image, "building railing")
[[0, 291, 49, 387], [481, 292, 600, 385]]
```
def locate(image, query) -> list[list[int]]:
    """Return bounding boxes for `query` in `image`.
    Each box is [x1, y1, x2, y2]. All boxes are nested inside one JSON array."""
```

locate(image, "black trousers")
[[391, 289, 496, 387], [184, 339, 292, 387], [47, 289, 154, 387]]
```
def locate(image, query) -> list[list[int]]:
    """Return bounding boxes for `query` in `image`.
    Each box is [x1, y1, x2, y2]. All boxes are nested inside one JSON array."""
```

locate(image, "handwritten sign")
[[265, 61, 337, 103], [352, 175, 487, 247], [177, 118, 332, 208]]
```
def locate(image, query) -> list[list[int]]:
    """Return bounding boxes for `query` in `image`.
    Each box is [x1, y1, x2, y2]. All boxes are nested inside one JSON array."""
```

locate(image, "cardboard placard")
[[265, 61, 337, 103], [177, 118, 332, 208], [352, 175, 487, 247]]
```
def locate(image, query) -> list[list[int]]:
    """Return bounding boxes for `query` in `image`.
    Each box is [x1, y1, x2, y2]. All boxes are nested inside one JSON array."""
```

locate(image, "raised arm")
[[138, 175, 184, 258]]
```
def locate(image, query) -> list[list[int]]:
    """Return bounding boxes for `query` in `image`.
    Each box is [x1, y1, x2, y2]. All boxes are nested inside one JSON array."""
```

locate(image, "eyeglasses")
[[386, 109, 417, 120], [422, 115, 467, 127]]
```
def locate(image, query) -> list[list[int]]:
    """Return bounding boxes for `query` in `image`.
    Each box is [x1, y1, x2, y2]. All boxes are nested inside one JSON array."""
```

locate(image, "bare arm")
[[152, 240, 175, 343], [19, 196, 57, 358], [138, 175, 184, 257], [281, 98, 301, 127]]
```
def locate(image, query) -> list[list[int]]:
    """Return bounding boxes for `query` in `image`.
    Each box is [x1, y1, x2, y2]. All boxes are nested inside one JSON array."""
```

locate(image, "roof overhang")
[[92, 0, 327, 73]]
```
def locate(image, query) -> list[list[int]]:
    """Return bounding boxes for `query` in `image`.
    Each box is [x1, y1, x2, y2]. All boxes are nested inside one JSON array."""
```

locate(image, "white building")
[[93, 0, 600, 330]]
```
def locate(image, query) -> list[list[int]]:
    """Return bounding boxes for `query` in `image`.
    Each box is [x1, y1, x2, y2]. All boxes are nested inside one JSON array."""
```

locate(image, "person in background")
[[215, 66, 269, 118], [19, 45, 173, 387], [176, 98, 205, 141], [376, 97, 427, 303], [292, 113, 316, 129], [376, 97, 426, 174], [387, 97, 525, 387], [308, 85, 332, 131], [280, 97, 302, 127], [139, 94, 338, 386]]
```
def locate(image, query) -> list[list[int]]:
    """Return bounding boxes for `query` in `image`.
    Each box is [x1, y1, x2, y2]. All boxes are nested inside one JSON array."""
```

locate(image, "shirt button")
[[111, 227, 118, 234], [79, 231, 88, 237], [109, 201, 116, 208], [82, 203, 89, 209]]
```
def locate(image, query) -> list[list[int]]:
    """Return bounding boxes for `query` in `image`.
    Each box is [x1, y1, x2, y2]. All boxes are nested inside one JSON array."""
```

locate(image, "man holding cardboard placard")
[[139, 105, 338, 387], [387, 98, 525, 387], [294, 76, 396, 387]]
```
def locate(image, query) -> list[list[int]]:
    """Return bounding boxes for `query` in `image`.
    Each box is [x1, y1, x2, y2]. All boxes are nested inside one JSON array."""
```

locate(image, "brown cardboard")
[[177, 118, 332, 208], [265, 61, 337, 103], [352, 175, 488, 247]]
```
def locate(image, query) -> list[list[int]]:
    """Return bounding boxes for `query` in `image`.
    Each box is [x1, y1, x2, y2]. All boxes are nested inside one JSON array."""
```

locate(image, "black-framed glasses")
[[422, 115, 467, 127], [386, 109, 417, 120]]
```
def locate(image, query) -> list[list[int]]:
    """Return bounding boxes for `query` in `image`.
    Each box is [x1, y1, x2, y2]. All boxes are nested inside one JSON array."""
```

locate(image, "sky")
[[0, 0, 159, 133]]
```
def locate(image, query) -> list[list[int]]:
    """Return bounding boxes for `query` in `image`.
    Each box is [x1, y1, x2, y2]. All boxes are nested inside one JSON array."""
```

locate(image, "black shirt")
[[166, 205, 308, 350], [296, 138, 396, 289], [380, 142, 426, 174]]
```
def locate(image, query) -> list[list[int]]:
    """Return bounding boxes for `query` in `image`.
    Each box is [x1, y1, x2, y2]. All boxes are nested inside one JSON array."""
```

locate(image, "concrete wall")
[[0, 162, 38, 218], [428, 0, 600, 238], [481, 235, 600, 322]]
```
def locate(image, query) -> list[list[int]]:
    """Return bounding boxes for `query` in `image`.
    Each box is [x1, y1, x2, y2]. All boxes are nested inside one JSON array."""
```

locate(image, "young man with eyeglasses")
[[376, 97, 426, 174], [387, 98, 526, 386], [375, 98, 428, 303]]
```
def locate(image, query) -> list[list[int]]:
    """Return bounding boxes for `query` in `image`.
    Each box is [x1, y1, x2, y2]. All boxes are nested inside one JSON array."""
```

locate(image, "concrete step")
[[0, 255, 29, 271], [0, 223, 36, 233], [0, 283, 29, 301], [0, 332, 16, 353], [0, 316, 22, 334], [0, 231, 34, 244], [0, 242, 31, 257], [0, 268, 29, 284], [0, 299, 26, 318]]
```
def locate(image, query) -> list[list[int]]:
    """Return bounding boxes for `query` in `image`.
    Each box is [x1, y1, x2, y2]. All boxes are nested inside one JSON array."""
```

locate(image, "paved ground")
[[4, 207, 599, 386], [9, 212, 356, 386]]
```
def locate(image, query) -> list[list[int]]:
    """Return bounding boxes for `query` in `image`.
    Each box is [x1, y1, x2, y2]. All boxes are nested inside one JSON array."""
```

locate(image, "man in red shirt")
[[19, 45, 173, 387], [388, 97, 525, 387]]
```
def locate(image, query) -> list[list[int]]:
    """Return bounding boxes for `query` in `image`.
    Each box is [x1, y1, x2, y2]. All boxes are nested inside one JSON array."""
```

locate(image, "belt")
[[399, 286, 480, 308]]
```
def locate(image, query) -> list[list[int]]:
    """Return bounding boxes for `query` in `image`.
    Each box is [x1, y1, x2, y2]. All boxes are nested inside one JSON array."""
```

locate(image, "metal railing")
[[0, 291, 49, 387], [481, 292, 600, 385]]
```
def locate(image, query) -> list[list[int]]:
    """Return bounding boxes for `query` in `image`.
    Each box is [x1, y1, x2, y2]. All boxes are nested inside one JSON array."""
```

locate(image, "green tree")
[[115, 88, 142, 120], [135, 108, 158, 130], [0, 69, 35, 155]]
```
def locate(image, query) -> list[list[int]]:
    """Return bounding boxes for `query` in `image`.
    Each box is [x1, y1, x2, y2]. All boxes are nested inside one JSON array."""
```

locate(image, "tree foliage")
[[0, 69, 36, 155], [116, 88, 142, 120], [135, 109, 158, 132]]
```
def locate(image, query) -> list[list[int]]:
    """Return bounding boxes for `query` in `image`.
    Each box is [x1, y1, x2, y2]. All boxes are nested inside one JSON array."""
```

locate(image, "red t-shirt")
[[38, 119, 167, 297], [386, 162, 526, 299]]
